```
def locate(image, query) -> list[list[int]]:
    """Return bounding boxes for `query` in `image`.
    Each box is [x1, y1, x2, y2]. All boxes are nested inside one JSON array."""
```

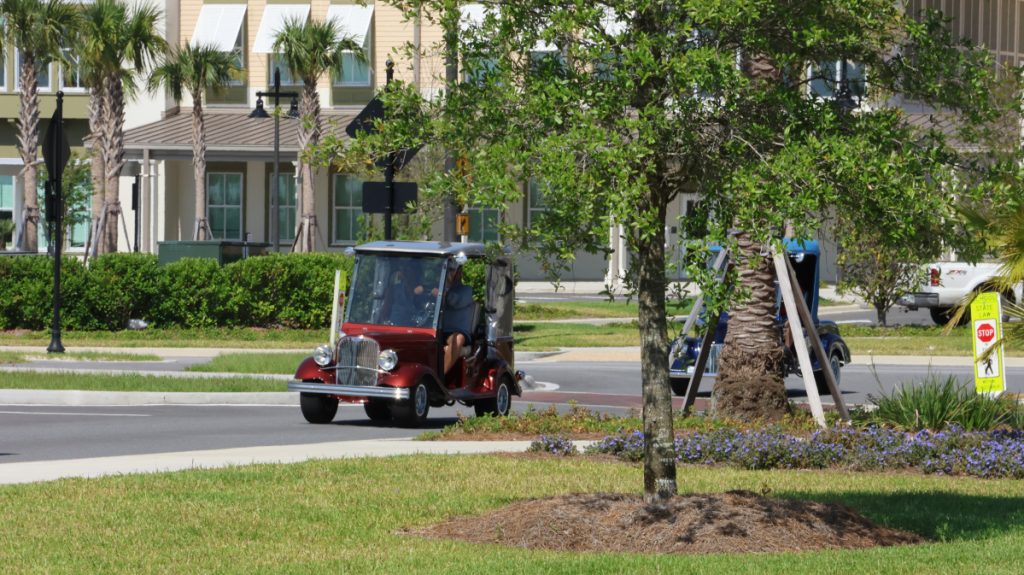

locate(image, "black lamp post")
[[250, 68, 299, 251]]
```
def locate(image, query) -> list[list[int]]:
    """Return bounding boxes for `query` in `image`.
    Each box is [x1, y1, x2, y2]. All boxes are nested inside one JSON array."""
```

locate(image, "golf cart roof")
[[354, 241, 487, 258]]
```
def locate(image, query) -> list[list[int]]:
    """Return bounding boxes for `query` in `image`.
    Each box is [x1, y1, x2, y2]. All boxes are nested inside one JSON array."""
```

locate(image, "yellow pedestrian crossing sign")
[[970, 292, 1005, 394]]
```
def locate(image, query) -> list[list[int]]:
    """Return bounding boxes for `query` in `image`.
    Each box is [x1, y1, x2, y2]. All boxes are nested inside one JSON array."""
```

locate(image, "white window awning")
[[190, 4, 247, 52], [253, 4, 311, 54], [326, 4, 375, 47]]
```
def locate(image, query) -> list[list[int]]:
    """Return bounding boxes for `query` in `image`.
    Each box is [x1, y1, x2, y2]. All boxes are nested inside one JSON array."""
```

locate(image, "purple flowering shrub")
[[528, 434, 579, 456], [586, 427, 1024, 479]]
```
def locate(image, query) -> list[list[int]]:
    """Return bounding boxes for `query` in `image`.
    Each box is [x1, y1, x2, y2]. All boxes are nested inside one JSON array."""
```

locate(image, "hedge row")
[[0, 253, 354, 330]]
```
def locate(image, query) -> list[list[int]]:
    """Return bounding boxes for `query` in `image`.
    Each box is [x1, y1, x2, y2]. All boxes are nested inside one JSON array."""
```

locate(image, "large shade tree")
[[331, 1, 1000, 503], [148, 44, 238, 240], [1, 0, 78, 252], [79, 0, 165, 254], [272, 17, 361, 252]]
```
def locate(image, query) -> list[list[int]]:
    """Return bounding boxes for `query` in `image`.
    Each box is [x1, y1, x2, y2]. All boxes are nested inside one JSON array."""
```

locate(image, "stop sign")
[[977, 323, 995, 343]]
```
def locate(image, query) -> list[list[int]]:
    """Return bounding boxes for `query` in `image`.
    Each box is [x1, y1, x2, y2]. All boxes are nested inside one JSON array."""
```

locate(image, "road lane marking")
[[0, 410, 150, 417]]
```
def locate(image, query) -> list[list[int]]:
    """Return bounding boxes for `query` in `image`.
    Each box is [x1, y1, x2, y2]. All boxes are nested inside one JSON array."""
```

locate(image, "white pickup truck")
[[897, 262, 1020, 325]]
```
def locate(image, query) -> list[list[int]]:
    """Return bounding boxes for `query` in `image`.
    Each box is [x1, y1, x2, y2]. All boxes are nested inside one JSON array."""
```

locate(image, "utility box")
[[157, 241, 272, 266]]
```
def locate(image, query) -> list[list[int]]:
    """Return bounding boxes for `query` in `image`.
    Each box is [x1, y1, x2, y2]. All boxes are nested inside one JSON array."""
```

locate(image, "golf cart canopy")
[[354, 241, 487, 258]]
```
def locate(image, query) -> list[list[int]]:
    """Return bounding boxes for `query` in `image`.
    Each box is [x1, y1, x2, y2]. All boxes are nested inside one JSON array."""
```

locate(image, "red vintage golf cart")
[[288, 241, 523, 426]]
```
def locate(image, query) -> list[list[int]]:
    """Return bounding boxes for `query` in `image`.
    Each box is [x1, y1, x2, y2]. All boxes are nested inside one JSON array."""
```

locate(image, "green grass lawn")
[[188, 352, 310, 375], [0, 372, 286, 392], [516, 298, 692, 320], [1, 455, 1022, 574], [0, 327, 324, 348]]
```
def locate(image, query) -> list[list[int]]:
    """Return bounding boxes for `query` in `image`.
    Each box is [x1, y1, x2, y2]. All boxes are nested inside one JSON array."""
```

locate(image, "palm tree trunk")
[[87, 89, 106, 254], [191, 99, 208, 240], [293, 82, 321, 252], [17, 55, 40, 252], [713, 232, 790, 422], [101, 73, 126, 253]]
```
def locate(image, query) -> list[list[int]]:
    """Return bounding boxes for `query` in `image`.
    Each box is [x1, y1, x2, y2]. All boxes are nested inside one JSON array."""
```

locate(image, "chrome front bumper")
[[288, 381, 409, 400]]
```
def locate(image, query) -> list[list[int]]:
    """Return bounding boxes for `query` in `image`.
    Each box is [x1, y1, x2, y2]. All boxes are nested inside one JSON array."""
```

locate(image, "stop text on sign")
[[977, 323, 995, 343]]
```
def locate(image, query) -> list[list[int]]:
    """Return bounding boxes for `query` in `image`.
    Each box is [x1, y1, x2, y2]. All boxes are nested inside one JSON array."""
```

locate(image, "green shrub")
[[868, 373, 1024, 431], [0, 252, 355, 330]]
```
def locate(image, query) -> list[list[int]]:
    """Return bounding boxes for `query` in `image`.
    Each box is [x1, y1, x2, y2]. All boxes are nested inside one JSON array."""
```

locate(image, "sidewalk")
[[0, 439, 549, 485]]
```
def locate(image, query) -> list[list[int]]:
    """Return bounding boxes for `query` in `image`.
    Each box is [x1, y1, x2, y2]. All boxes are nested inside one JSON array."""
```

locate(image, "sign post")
[[970, 292, 1005, 394]]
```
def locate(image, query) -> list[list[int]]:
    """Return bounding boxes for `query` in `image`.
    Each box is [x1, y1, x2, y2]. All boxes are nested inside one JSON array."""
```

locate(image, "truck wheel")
[[363, 400, 390, 422], [300, 392, 338, 424], [475, 377, 512, 417], [813, 352, 842, 396], [391, 381, 430, 427], [930, 307, 969, 327], [670, 376, 690, 397]]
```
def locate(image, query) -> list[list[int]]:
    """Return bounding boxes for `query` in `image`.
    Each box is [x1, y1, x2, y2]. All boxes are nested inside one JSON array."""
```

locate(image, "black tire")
[[391, 381, 430, 427], [814, 352, 842, 396], [930, 307, 969, 327], [670, 376, 690, 397], [300, 392, 338, 424], [363, 400, 390, 422], [474, 378, 512, 417]]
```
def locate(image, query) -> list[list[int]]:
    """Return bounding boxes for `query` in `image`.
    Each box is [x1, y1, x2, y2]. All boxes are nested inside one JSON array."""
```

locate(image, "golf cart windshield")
[[346, 254, 446, 328]]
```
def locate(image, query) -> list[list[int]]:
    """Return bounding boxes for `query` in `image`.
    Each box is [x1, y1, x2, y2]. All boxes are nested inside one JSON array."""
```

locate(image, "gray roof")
[[122, 108, 357, 161], [355, 241, 488, 257]]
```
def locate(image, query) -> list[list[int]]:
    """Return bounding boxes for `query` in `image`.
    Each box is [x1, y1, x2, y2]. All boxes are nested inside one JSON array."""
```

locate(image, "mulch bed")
[[410, 490, 923, 555]]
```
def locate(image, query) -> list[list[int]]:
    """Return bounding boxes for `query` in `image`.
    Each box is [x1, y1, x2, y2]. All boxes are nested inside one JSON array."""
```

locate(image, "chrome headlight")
[[313, 344, 333, 367], [377, 349, 398, 371]]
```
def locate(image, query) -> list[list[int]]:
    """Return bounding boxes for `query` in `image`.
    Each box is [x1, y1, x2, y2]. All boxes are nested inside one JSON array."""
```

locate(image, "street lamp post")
[[250, 68, 299, 252]]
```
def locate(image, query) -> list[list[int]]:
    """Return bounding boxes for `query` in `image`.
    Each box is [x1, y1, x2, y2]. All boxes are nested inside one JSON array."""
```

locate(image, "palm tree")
[[148, 44, 238, 240], [79, 0, 164, 254], [273, 16, 361, 252], [1, 0, 78, 252]]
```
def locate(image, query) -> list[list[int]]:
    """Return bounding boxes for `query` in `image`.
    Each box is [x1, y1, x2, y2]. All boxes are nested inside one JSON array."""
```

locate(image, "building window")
[[527, 178, 548, 228], [327, 3, 374, 103], [16, 50, 50, 92], [0, 54, 6, 92], [463, 57, 497, 84], [809, 60, 865, 99], [269, 53, 301, 86], [207, 172, 243, 240], [0, 175, 13, 246], [467, 207, 500, 243], [528, 49, 564, 75], [273, 172, 297, 243], [228, 28, 245, 86], [60, 48, 85, 92], [337, 50, 371, 87], [333, 174, 363, 244]]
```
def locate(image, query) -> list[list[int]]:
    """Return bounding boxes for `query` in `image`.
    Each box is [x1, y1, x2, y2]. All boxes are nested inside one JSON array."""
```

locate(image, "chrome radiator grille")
[[334, 336, 380, 386]]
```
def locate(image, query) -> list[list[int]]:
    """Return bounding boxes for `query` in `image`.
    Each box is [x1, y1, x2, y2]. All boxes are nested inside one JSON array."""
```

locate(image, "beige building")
[[9, 1, 1010, 282]]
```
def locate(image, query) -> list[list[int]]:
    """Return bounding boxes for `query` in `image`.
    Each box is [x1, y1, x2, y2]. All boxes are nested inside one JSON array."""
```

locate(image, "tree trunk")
[[191, 99, 208, 240], [101, 73, 126, 253], [634, 208, 677, 504], [17, 55, 39, 252], [88, 89, 106, 255], [713, 232, 790, 422], [876, 303, 888, 327], [292, 81, 321, 252]]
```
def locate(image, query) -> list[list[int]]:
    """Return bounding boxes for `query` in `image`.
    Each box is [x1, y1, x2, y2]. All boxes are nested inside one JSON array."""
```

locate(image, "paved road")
[[4, 358, 1017, 465]]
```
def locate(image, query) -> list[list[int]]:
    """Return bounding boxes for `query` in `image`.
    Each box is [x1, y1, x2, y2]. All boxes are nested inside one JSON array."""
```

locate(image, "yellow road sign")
[[456, 213, 470, 236], [970, 292, 1005, 394]]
